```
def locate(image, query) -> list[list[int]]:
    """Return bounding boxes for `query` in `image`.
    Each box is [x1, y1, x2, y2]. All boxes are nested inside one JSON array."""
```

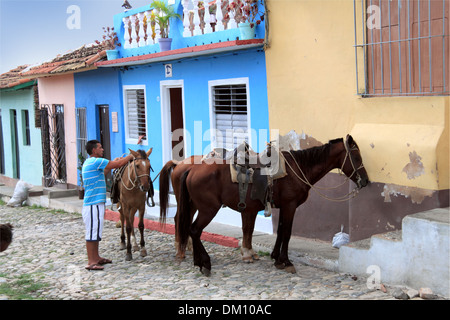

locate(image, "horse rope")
[[278, 143, 363, 202]]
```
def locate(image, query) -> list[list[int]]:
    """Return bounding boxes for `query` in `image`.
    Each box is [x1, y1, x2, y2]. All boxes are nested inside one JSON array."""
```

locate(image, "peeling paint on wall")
[[381, 183, 434, 204], [402, 151, 425, 179], [300, 134, 323, 150], [277, 130, 323, 151]]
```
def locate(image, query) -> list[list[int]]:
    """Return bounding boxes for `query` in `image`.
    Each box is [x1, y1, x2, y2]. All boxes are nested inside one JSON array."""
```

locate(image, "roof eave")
[[96, 39, 264, 68]]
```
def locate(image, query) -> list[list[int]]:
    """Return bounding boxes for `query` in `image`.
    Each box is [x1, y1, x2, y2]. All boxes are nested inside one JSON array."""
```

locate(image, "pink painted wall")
[[38, 74, 77, 186]]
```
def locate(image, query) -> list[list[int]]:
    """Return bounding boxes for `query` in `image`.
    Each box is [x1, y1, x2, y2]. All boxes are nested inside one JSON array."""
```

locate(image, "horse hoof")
[[242, 256, 254, 263], [252, 253, 260, 261], [126, 254, 132, 261], [274, 262, 285, 270], [140, 248, 147, 257], [119, 243, 126, 250], [285, 265, 297, 274], [133, 245, 139, 252], [201, 268, 211, 277]]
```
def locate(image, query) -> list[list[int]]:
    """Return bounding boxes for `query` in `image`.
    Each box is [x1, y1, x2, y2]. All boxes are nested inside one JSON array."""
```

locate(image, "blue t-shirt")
[[82, 157, 110, 206]]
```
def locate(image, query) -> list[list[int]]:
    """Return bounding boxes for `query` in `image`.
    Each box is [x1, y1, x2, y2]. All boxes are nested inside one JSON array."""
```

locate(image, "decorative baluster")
[[203, 2, 212, 34], [138, 12, 146, 47], [130, 15, 138, 48], [182, 0, 191, 37], [193, 0, 202, 36], [228, 0, 238, 29], [122, 17, 131, 49], [215, 0, 224, 31], [145, 10, 154, 45]]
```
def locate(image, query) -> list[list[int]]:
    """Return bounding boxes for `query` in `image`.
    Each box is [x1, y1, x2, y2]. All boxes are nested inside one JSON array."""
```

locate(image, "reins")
[[119, 155, 152, 191], [278, 141, 364, 202]]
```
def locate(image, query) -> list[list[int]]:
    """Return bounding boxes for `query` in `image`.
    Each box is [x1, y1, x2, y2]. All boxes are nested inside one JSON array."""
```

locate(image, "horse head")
[[341, 135, 369, 189], [129, 148, 153, 192]]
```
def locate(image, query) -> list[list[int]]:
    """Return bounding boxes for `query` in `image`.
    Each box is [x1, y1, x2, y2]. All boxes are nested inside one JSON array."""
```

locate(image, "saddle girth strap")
[[236, 165, 251, 212]]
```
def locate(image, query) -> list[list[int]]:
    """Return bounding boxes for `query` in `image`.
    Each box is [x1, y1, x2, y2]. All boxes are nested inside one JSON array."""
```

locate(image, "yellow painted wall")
[[265, 0, 449, 190]]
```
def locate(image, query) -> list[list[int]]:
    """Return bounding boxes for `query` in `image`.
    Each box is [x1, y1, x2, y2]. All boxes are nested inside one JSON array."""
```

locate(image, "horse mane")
[[136, 149, 147, 159], [290, 138, 343, 168]]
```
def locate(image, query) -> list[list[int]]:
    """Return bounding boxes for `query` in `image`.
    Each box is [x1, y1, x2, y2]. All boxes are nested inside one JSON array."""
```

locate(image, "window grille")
[[354, 0, 449, 96], [22, 110, 31, 146], [124, 88, 147, 142], [212, 84, 249, 150], [76, 108, 87, 160]]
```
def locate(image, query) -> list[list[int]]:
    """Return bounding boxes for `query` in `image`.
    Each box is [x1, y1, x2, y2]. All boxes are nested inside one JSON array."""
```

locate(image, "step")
[[339, 207, 450, 298], [43, 187, 79, 199]]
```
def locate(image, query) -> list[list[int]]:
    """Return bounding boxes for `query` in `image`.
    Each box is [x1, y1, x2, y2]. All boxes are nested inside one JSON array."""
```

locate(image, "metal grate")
[[213, 84, 248, 150], [40, 104, 66, 187], [76, 107, 87, 174], [354, 0, 449, 96], [125, 89, 147, 141]]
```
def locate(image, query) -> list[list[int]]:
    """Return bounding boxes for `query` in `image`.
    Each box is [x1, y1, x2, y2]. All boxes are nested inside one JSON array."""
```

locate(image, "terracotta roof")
[[0, 65, 34, 89], [20, 44, 107, 78]]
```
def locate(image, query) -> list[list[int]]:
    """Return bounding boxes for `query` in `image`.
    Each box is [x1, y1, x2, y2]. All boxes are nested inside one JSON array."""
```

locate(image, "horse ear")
[[346, 134, 354, 145], [129, 148, 138, 158], [146, 148, 153, 157]]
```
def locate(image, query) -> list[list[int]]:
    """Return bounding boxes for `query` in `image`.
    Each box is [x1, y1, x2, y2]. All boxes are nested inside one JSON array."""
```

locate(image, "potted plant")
[[96, 26, 121, 60], [151, 0, 182, 52], [77, 152, 86, 199], [228, 0, 265, 40]]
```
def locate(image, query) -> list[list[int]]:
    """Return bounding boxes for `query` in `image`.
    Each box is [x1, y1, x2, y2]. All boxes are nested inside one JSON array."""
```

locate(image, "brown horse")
[[160, 135, 369, 276], [114, 148, 154, 261]]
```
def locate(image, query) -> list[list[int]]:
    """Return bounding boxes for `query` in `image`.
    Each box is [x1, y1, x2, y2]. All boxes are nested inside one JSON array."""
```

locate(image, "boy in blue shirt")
[[82, 140, 133, 270]]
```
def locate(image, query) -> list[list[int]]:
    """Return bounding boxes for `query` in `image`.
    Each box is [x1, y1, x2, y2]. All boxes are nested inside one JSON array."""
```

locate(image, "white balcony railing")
[[121, 0, 246, 50]]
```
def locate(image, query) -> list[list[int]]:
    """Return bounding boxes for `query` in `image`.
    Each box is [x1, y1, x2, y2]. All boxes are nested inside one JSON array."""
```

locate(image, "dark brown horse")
[[160, 135, 369, 276], [114, 148, 154, 261]]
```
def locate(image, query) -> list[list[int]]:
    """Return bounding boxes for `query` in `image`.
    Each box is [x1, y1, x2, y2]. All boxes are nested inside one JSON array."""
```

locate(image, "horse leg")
[[124, 206, 134, 261], [138, 205, 147, 257], [119, 208, 126, 250], [128, 208, 139, 252], [190, 209, 218, 276], [240, 210, 259, 263], [175, 205, 196, 262], [271, 214, 283, 262], [274, 204, 297, 274]]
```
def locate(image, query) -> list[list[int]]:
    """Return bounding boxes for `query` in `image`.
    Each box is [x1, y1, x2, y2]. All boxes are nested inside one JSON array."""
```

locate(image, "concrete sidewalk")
[[0, 184, 339, 272]]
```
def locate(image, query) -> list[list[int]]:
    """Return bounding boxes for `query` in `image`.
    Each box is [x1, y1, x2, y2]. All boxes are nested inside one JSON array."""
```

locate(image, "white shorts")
[[82, 203, 105, 242]]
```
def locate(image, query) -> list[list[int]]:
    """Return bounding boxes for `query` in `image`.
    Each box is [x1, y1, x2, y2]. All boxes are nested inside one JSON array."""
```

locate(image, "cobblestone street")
[[0, 204, 408, 301]]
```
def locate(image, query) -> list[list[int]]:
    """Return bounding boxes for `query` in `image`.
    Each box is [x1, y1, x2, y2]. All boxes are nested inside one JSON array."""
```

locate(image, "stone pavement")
[[2, 201, 421, 301], [1, 186, 445, 301]]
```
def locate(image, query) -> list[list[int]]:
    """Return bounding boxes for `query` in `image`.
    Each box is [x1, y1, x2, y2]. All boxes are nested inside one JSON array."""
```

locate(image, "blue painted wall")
[[74, 68, 125, 157], [119, 47, 269, 189], [0, 86, 43, 185]]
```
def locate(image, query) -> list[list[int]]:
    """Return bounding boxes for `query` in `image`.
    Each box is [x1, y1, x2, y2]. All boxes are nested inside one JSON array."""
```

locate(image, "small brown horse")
[[114, 148, 154, 261], [160, 135, 369, 276]]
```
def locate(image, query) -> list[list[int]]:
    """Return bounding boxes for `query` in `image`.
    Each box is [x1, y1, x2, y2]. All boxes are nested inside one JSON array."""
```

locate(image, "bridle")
[[342, 139, 365, 189], [121, 157, 153, 192], [279, 140, 365, 202]]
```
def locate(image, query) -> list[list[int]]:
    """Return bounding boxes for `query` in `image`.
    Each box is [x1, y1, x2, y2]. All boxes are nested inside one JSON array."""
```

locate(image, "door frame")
[[160, 80, 185, 165]]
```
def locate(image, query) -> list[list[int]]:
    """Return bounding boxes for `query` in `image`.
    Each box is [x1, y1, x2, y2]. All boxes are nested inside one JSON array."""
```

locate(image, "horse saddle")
[[228, 142, 287, 214]]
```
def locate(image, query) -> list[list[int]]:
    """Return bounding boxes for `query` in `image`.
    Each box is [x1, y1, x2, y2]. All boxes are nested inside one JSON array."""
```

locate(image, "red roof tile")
[[20, 44, 107, 78], [0, 65, 34, 89]]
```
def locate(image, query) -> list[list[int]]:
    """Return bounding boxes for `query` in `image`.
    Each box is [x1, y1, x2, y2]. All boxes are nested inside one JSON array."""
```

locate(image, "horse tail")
[[178, 169, 191, 252], [159, 160, 177, 225]]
